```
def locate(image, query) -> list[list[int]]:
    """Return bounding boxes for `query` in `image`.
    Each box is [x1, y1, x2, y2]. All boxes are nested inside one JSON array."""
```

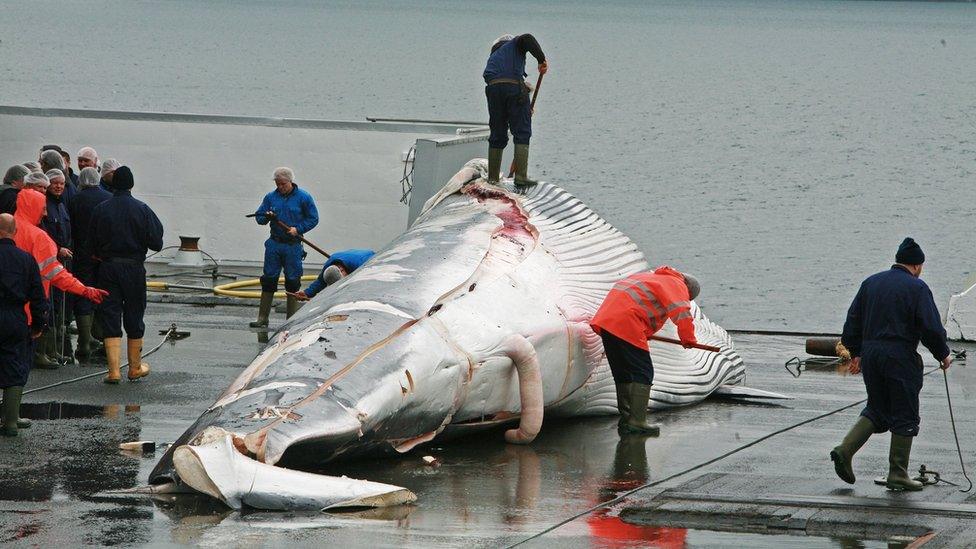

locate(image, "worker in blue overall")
[[291, 249, 375, 302], [68, 167, 112, 362], [483, 34, 547, 186], [251, 167, 319, 327], [88, 166, 164, 384], [831, 238, 951, 491], [0, 213, 49, 437]]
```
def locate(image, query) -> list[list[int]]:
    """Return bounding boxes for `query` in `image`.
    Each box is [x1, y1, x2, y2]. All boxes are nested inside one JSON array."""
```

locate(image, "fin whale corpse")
[[149, 160, 787, 510]]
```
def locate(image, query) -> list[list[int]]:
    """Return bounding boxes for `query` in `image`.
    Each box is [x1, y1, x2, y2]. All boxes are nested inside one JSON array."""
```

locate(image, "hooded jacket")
[[12, 189, 86, 298], [590, 266, 697, 351]]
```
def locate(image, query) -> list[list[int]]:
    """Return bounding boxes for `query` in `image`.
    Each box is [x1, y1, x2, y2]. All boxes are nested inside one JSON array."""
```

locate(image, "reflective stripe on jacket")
[[590, 266, 697, 351]]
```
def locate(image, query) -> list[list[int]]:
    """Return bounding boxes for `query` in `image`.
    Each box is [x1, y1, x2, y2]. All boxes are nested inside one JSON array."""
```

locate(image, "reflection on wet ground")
[[18, 402, 141, 421], [1, 304, 971, 546]]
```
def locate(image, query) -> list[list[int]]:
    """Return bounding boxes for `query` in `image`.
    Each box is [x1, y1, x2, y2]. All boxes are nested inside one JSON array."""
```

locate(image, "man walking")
[[250, 167, 318, 327], [0, 213, 48, 437], [88, 167, 164, 383], [590, 266, 700, 436], [483, 33, 548, 186], [831, 238, 951, 491]]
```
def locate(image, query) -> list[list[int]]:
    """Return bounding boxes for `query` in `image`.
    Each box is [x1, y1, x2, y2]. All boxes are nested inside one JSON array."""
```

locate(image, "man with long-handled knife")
[[250, 167, 319, 328], [483, 33, 548, 186], [590, 266, 707, 436]]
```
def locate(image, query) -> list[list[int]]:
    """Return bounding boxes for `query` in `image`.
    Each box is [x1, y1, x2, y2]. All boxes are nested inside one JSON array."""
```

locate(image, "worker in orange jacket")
[[12, 190, 107, 369], [590, 266, 700, 435]]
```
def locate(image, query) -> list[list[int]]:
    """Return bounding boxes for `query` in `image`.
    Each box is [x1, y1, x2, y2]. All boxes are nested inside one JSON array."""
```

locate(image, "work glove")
[[265, 211, 277, 220], [82, 286, 109, 304], [680, 339, 696, 349]]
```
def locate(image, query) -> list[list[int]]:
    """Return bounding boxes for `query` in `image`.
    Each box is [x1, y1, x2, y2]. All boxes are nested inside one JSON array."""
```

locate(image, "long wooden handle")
[[507, 73, 545, 178], [245, 212, 332, 259], [273, 219, 331, 259], [649, 335, 722, 353]]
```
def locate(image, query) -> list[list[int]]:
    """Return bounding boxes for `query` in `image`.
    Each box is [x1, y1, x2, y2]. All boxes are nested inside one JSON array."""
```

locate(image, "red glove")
[[83, 286, 109, 304]]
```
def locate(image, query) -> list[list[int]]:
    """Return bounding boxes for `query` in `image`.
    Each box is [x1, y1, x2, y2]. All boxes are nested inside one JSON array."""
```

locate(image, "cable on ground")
[[507, 365, 965, 547], [24, 325, 180, 396]]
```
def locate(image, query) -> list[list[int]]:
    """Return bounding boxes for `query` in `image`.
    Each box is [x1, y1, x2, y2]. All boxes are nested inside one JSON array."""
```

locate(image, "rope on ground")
[[24, 325, 179, 396], [506, 366, 952, 548], [942, 368, 973, 492]]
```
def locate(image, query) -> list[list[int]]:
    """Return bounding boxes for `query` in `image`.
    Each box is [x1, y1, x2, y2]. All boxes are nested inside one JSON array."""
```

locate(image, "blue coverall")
[[304, 249, 374, 298], [88, 186, 164, 339], [68, 185, 112, 316], [0, 238, 48, 388], [483, 34, 545, 150], [841, 265, 950, 437], [254, 184, 319, 294], [41, 193, 72, 327]]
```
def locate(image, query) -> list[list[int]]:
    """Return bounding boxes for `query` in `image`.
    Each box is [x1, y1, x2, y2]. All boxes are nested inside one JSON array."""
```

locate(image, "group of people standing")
[[0, 146, 163, 437]]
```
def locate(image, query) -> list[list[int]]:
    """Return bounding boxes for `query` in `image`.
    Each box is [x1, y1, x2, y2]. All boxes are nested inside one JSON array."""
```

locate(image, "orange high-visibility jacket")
[[13, 189, 87, 299], [590, 266, 697, 351]]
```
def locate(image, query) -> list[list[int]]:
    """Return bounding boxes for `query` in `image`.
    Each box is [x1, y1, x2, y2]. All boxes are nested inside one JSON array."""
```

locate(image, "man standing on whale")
[[590, 266, 700, 436], [831, 237, 951, 491], [483, 33, 547, 186]]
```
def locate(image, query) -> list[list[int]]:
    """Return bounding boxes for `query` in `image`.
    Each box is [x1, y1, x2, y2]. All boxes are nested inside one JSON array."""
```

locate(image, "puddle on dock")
[[18, 402, 141, 420]]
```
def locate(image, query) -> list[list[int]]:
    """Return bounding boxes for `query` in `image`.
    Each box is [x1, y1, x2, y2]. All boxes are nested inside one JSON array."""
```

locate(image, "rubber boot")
[[830, 416, 874, 484], [45, 328, 67, 365], [250, 291, 274, 328], [75, 314, 93, 363], [59, 319, 74, 364], [286, 295, 300, 319], [513, 144, 538, 187], [487, 147, 504, 183], [103, 337, 122, 384], [1, 386, 23, 437], [54, 319, 74, 365], [33, 331, 59, 370], [126, 338, 150, 381], [615, 383, 631, 432], [620, 383, 661, 436], [886, 434, 924, 491]]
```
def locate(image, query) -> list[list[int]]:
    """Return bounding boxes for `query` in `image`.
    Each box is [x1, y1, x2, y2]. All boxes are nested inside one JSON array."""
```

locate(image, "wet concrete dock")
[[2, 298, 974, 547]]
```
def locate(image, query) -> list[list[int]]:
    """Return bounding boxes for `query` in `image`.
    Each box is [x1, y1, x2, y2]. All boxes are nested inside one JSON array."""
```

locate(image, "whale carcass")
[[149, 161, 783, 510]]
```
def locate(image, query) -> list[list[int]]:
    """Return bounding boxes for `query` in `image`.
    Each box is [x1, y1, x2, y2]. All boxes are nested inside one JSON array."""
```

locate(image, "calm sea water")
[[2, 0, 974, 332]]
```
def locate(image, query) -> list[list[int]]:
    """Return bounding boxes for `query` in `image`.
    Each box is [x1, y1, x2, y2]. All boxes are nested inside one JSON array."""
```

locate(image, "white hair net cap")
[[45, 169, 65, 181], [79, 167, 101, 188], [101, 158, 121, 174], [25, 171, 50, 188], [492, 34, 515, 49], [77, 146, 98, 161]]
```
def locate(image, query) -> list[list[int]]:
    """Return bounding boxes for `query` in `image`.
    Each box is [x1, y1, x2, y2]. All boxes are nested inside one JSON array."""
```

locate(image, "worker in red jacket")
[[590, 266, 700, 436], [12, 190, 107, 369]]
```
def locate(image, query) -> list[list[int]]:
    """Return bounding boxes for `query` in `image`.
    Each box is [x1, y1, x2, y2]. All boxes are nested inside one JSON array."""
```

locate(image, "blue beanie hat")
[[895, 237, 924, 265]]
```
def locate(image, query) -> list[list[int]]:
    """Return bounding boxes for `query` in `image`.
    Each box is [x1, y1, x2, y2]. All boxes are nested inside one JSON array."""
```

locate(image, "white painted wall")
[[0, 107, 487, 265]]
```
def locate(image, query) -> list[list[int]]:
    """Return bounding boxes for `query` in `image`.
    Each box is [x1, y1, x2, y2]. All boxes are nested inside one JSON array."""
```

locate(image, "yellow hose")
[[147, 276, 316, 299], [213, 275, 317, 299]]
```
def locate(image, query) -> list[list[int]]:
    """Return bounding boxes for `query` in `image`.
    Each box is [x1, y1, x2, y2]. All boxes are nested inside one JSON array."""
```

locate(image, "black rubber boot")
[[886, 434, 924, 491], [830, 416, 874, 484], [615, 383, 631, 433], [54, 317, 74, 365], [286, 295, 301, 319], [33, 331, 59, 370], [488, 147, 504, 183], [619, 383, 660, 436], [250, 291, 274, 328], [75, 314, 93, 363], [1, 386, 24, 437], [513, 144, 538, 187]]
